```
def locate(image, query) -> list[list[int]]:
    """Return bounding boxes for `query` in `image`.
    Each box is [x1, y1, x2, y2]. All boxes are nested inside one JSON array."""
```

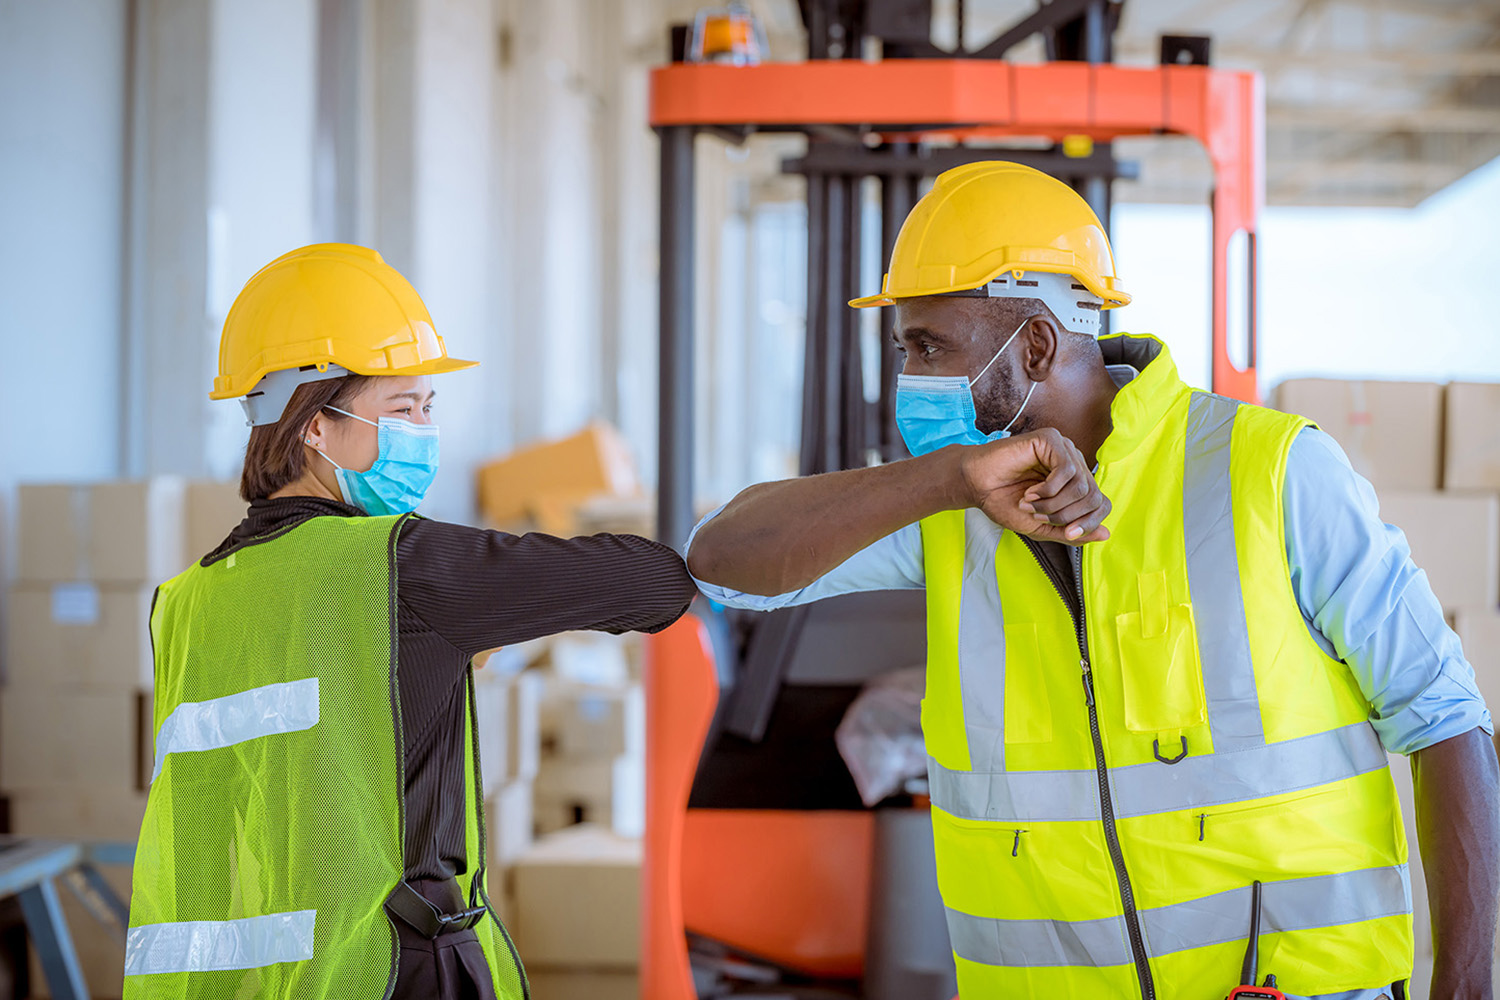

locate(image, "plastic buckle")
[[436, 904, 488, 934]]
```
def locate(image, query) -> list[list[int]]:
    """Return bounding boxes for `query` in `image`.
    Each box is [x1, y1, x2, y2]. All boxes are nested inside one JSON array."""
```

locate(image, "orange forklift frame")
[[643, 57, 1264, 1000]]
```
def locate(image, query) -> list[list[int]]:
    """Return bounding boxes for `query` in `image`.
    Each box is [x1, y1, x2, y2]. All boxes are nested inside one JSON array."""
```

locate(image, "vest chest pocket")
[[1114, 587, 1207, 734], [1002, 624, 1053, 745]]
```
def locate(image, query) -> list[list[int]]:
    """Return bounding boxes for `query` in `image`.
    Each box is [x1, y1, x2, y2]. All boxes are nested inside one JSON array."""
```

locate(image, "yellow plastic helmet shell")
[[210, 243, 477, 400], [849, 161, 1130, 309]]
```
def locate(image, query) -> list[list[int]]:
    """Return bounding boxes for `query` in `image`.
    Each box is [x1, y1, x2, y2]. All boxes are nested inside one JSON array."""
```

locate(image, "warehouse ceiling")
[[749, 0, 1500, 206]]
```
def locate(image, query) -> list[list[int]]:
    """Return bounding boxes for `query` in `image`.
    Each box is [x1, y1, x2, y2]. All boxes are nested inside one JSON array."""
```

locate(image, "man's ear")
[[1021, 316, 1061, 382]]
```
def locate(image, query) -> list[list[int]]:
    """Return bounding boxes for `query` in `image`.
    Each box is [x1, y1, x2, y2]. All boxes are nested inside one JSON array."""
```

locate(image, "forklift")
[[642, 2, 1264, 996]]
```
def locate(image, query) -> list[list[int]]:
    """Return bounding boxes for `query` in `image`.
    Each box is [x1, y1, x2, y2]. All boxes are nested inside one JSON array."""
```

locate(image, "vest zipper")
[[1020, 538, 1157, 1000]]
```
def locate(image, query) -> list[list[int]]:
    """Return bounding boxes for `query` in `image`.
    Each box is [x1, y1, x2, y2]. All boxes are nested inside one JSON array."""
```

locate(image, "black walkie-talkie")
[[1225, 881, 1286, 1000]]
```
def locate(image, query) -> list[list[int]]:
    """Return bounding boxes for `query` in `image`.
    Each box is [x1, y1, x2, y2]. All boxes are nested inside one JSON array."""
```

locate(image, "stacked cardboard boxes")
[[4, 478, 245, 998], [535, 635, 645, 839], [1274, 380, 1500, 614], [5, 481, 182, 833], [477, 423, 645, 537], [509, 824, 641, 1000], [1276, 378, 1500, 984], [478, 666, 544, 923]]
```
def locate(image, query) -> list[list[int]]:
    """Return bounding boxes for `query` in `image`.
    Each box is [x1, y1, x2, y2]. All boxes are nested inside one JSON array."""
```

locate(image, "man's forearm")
[[1414, 726, 1500, 998], [687, 447, 968, 596]]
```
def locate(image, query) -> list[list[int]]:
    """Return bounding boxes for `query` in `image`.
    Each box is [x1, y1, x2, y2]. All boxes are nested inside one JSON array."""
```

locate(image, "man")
[[688, 162, 1499, 999]]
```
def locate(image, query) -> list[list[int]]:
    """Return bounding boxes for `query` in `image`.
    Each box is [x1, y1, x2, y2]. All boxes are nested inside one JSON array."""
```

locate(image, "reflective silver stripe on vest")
[[946, 908, 1132, 969], [152, 678, 320, 782], [1142, 865, 1410, 956], [1183, 391, 1265, 751], [958, 510, 1008, 771], [928, 720, 1387, 823], [946, 865, 1408, 968], [124, 909, 317, 975]]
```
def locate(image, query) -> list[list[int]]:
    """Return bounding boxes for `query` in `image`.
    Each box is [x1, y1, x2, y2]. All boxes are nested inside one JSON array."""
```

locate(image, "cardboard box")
[[18, 480, 186, 585], [1385, 755, 1431, 961], [1274, 380, 1444, 490], [475, 673, 511, 795], [535, 754, 644, 839], [28, 863, 131, 999], [9, 790, 149, 841], [524, 971, 639, 1000], [477, 423, 640, 530], [185, 480, 246, 560], [487, 778, 535, 869], [5, 585, 155, 689], [545, 634, 632, 687], [508, 671, 543, 781], [1455, 610, 1500, 716], [547, 683, 645, 760], [1444, 382, 1500, 492], [0, 689, 153, 791], [510, 825, 640, 969], [1378, 492, 1500, 612]]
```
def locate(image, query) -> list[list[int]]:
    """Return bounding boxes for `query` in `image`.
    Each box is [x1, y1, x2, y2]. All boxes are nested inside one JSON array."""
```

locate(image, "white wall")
[[1112, 155, 1500, 395], [0, 0, 128, 565], [401, 0, 497, 523], [202, 0, 320, 481]]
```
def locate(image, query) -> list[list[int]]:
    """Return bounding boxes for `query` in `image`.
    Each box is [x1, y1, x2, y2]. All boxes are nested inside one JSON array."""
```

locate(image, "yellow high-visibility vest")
[[919, 335, 1411, 999], [124, 514, 527, 999]]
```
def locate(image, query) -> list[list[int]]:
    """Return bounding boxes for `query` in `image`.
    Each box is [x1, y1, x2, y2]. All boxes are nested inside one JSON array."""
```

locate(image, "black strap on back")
[[385, 880, 487, 939]]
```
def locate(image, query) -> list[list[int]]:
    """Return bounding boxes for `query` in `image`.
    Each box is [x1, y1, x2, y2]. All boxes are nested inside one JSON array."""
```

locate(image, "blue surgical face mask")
[[895, 318, 1038, 457], [311, 407, 440, 516]]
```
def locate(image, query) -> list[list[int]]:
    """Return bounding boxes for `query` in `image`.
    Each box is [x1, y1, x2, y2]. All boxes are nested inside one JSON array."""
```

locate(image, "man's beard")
[[973, 360, 1033, 436]]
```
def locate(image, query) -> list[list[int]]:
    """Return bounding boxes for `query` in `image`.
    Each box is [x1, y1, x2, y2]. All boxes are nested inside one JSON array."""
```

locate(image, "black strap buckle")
[[385, 881, 487, 939]]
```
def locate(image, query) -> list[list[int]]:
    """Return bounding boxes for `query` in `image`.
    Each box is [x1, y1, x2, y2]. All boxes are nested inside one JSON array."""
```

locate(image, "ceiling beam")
[[1269, 105, 1500, 132], [1266, 160, 1465, 185], [1113, 46, 1500, 75]]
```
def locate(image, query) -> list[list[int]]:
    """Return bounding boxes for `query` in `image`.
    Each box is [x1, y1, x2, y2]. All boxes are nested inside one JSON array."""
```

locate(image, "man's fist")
[[957, 428, 1111, 544]]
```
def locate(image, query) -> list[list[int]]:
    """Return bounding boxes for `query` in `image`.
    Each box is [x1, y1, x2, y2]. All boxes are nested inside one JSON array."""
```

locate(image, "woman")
[[122, 243, 695, 1000]]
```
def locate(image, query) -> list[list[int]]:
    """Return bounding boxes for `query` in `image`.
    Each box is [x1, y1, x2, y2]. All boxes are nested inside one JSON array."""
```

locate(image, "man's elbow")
[[685, 529, 724, 587]]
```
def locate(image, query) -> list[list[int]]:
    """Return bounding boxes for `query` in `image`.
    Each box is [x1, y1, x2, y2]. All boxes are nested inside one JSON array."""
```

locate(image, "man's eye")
[[921, 343, 938, 357]]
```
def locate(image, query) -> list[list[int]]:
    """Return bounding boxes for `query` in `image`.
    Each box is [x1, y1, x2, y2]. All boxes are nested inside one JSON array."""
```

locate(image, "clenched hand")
[[959, 428, 1111, 544]]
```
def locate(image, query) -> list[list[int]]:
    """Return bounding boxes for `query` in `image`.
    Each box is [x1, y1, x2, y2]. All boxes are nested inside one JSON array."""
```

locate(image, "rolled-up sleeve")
[[1283, 428, 1493, 755], [686, 505, 926, 611]]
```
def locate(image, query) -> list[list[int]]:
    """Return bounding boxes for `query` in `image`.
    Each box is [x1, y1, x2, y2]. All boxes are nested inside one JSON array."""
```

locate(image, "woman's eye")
[[395, 406, 412, 415]]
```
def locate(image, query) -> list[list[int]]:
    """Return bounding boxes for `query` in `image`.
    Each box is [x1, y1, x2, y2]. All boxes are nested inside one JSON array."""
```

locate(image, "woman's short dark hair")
[[240, 374, 376, 501]]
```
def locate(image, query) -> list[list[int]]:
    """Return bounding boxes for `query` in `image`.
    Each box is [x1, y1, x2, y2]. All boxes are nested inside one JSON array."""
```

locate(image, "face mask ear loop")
[[971, 317, 1031, 389], [1000, 378, 1039, 435], [323, 405, 379, 429], [306, 440, 346, 472]]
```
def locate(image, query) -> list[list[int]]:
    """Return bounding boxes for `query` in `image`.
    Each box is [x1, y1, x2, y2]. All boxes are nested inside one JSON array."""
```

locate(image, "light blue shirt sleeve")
[[686, 504, 925, 611], [1283, 427, 1493, 755]]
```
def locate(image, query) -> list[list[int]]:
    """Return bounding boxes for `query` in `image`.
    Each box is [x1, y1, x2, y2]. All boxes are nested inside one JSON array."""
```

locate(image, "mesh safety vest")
[[124, 514, 527, 999], [919, 336, 1412, 999]]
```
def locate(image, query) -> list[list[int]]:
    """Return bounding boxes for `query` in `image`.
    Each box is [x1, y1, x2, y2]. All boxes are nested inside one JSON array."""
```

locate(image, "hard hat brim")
[[849, 265, 1131, 310], [209, 354, 480, 401]]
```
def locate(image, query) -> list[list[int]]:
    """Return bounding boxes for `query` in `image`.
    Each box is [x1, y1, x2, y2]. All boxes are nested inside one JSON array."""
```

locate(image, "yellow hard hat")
[[849, 161, 1130, 311], [211, 243, 476, 405]]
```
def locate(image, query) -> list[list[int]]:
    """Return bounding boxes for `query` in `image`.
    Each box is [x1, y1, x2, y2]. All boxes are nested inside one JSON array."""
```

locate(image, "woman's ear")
[[302, 410, 328, 451]]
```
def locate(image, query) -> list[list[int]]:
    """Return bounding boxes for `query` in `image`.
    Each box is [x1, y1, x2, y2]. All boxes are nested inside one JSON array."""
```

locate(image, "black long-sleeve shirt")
[[207, 496, 696, 880]]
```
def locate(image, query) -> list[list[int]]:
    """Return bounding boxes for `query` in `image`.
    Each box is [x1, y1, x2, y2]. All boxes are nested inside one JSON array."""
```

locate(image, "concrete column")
[[0, 0, 129, 580], [368, 0, 497, 523]]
